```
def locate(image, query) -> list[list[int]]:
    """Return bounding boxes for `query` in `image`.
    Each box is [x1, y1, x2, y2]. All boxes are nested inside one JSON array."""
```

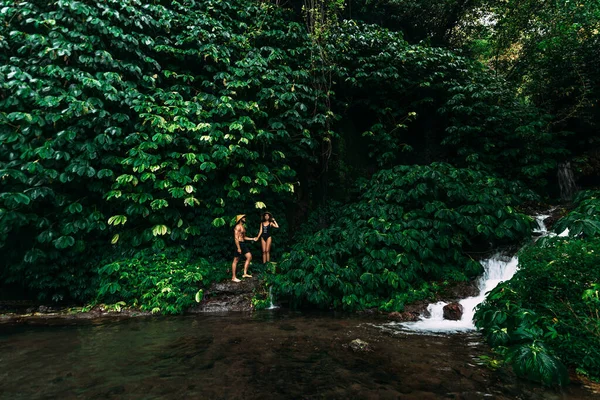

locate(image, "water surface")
[[0, 312, 593, 399]]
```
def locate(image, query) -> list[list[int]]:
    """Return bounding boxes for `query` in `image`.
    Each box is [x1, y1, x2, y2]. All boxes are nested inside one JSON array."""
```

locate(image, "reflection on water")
[[0, 312, 593, 399]]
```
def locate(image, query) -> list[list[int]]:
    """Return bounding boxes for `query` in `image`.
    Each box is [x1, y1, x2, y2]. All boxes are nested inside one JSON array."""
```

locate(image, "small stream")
[[0, 312, 594, 399]]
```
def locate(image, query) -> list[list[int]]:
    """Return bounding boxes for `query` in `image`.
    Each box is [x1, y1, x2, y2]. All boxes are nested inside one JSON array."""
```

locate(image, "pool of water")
[[0, 311, 593, 399]]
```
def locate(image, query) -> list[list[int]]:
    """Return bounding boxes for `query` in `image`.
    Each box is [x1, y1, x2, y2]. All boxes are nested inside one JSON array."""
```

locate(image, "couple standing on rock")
[[231, 212, 279, 282]]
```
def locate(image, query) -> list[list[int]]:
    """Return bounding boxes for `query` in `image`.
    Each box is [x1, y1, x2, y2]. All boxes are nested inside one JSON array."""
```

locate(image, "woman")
[[255, 211, 279, 264]]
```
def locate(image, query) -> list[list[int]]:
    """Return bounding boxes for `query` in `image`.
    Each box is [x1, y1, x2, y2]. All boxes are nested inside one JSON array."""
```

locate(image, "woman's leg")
[[266, 237, 272, 262], [261, 237, 267, 264]]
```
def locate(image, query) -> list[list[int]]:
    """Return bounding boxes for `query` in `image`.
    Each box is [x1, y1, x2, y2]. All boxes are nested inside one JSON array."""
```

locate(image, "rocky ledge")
[[0, 306, 151, 325], [188, 277, 262, 313]]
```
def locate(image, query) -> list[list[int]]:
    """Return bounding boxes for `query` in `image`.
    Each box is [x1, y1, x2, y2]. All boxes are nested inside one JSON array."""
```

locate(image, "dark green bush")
[[475, 236, 600, 383], [271, 162, 536, 311], [0, 0, 565, 306]]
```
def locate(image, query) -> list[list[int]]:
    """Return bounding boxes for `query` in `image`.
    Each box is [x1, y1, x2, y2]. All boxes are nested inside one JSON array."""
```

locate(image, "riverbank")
[[0, 277, 263, 324], [0, 272, 482, 325]]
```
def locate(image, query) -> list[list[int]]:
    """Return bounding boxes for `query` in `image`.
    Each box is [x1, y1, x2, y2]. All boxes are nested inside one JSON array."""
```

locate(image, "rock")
[[543, 207, 569, 231], [208, 278, 261, 295], [443, 303, 463, 321], [439, 280, 479, 301], [388, 311, 420, 322], [188, 295, 253, 313], [188, 277, 262, 313], [348, 339, 373, 353], [404, 300, 430, 317]]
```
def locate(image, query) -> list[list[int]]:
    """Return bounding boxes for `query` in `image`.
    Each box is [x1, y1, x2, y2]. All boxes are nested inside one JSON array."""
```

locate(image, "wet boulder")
[[443, 303, 463, 321]]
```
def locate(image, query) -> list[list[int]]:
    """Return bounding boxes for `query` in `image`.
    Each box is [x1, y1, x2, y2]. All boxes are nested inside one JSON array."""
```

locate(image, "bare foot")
[[242, 274, 252, 278], [231, 277, 241, 282]]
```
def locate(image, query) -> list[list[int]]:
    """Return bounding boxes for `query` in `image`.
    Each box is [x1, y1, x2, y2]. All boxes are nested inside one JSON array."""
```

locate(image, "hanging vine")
[[302, 0, 345, 195]]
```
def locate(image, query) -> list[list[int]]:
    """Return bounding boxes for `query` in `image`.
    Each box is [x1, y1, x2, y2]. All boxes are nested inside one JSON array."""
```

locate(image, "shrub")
[[94, 249, 229, 315], [271, 163, 536, 311]]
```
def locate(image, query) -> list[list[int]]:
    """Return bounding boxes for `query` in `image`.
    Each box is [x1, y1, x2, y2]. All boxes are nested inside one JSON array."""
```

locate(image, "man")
[[232, 214, 257, 282]]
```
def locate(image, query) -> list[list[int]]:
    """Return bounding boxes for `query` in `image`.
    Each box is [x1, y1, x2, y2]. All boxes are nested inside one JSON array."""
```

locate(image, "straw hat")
[[235, 214, 246, 224], [262, 211, 273, 218]]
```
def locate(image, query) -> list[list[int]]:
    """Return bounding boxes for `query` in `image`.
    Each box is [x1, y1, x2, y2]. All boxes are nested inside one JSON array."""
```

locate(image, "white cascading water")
[[266, 286, 279, 310], [395, 214, 549, 333]]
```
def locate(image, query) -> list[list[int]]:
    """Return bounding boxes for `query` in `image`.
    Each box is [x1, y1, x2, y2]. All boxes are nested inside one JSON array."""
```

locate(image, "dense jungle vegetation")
[[1, 0, 599, 385]]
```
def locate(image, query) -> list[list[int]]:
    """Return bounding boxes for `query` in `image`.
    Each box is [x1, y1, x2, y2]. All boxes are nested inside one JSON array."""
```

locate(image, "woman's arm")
[[271, 219, 279, 228], [253, 224, 263, 241]]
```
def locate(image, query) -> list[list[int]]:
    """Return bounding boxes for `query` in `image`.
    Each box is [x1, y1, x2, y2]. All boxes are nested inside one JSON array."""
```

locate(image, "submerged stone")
[[348, 339, 373, 353]]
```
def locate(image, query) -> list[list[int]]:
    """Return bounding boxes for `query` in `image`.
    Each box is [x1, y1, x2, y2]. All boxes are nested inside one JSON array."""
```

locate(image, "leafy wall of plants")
[[271, 163, 535, 311], [0, 0, 567, 306], [0, 0, 327, 300]]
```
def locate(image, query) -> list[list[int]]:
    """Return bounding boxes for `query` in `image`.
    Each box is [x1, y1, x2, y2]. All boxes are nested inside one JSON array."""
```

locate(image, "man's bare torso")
[[234, 224, 246, 242]]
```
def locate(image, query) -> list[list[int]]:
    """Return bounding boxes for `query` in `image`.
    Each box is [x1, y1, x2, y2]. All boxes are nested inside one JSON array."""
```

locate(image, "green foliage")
[[475, 233, 600, 383], [350, 0, 600, 175], [505, 341, 569, 387], [463, 0, 600, 181], [553, 190, 600, 238], [0, 0, 322, 299], [349, 0, 483, 46], [326, 22, 563, 187], [0, 0, 578, 307], [94, 249, 227, 315], [272, 163, 535, 311]]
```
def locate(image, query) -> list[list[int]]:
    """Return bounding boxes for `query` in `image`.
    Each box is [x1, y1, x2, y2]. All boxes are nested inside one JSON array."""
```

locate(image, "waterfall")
[[266, 286, 279, 310], [393, 214, 549, 333], [558, 161, 577, 202]]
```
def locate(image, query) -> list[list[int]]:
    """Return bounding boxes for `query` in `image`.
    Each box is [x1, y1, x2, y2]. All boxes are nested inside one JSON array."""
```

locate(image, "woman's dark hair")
[[261, 213, 272, 222]]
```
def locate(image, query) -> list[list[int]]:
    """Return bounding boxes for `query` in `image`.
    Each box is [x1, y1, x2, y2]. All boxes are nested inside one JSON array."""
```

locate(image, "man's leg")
[[232, 257, 240, 282], [243, 252, 252, 277]]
